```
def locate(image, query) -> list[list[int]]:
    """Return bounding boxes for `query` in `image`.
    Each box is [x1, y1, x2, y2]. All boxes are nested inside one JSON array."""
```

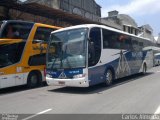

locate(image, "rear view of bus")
[[0, 20, 61, 89], [46, 24, 154, 87]]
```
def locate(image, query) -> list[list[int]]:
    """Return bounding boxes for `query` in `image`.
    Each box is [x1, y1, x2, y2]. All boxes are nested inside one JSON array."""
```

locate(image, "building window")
[[128, 27, 131, 33], [73, 8, 82, 16], [60, 0, 69, 11], [123, 26, 126, 32], [131, 28, 133, 34], [71, 0, 82, 7]]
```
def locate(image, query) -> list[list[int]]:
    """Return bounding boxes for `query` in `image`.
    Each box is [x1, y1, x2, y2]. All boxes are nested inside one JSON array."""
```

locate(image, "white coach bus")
[[154, 53, 160, 66], [46, 24, 154, 87]]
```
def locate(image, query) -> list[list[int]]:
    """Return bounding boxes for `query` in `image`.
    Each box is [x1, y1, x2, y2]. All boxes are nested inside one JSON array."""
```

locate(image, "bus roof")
[[51, 24, 151, 41], [34, 23, 62, 29], [2, 20, 35, 25], [2, 20, 61, 29], [155, 53, 160, 56]]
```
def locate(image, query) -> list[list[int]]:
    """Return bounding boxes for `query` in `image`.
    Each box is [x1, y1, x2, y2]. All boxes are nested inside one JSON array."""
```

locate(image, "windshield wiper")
[[62, 45, 72, 69]]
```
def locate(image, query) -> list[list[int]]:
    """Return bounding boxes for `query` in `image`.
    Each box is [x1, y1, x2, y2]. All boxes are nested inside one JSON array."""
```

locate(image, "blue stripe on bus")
[[88, 50, 149, 86], [47, 68, 83, 79]]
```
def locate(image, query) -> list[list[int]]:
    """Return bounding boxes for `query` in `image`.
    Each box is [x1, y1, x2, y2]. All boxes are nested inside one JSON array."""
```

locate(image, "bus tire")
[[27, 71, 42, 88], [142, 63, 147, 75], [104, 69, 113, 86]]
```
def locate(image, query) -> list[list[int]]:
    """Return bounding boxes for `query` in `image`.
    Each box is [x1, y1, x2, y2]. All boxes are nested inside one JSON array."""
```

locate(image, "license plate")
[[59, 81, 65, 85]]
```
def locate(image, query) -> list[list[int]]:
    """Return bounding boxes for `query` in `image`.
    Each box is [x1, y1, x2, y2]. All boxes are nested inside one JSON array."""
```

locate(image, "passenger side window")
[[103, 29, 121, 49], [120, 35, 132, 50], [2, 23, 32, 39], [139, 42, 144, 50], [103, 29, 141, 51], [132, 39, 140, 51], [33, 27, 56, 43]]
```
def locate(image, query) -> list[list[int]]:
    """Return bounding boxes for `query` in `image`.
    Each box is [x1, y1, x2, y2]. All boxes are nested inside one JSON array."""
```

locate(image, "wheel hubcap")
[[106, 70, 112, 84], [31, 75, 38, 85]]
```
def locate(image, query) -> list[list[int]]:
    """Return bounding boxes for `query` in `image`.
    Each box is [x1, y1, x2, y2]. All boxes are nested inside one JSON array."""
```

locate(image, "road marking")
[[22, 108, 52, 120], [157, 71, 160, 73], [155, 106, 160, 114]]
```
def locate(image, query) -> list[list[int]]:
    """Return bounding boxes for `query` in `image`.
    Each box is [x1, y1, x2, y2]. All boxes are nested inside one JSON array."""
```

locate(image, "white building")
[[138, 24, 155, 43], [102, 10, 139, 35], [157, 33, 160, 45]]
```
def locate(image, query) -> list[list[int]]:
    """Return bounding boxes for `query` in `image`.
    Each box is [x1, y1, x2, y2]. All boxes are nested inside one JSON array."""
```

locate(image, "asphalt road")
[[0, 66, 160, 119]]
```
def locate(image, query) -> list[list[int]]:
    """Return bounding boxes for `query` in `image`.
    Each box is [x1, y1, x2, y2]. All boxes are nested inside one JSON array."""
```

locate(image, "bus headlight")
[[73, 74, 86, 78], [46, 74, 52, 78]]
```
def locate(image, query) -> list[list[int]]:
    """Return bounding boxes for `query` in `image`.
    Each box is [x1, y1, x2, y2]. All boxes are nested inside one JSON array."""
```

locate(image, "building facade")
[[102, 10, 156, 44], [0, 0, 102, 28], [138, 24, 155, 43], [0, 6, 9, 20], [25, 0, 101, 22], [102, 10, 139, 35], [157, 33, 160, 47]]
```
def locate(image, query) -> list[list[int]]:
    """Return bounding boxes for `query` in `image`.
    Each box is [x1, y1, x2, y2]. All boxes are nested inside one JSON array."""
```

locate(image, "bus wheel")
[[105, 69, 113, 86], [142, 64, 147, 74], [27, 72, 40, 88]]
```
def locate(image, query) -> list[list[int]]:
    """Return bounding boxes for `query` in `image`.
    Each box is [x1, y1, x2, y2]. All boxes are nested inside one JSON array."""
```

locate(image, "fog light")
[[46, 74, 52, 78]]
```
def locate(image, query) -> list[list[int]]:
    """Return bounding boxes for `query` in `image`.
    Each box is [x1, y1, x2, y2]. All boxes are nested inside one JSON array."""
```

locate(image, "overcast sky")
[[96, 0, 160, 36]]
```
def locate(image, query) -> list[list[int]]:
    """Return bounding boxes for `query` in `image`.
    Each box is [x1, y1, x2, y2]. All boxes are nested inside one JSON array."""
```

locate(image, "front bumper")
[[46, 77, 89, 87]]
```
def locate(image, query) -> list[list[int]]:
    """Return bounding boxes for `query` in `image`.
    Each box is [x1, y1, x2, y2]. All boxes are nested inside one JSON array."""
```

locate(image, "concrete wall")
[[8, 9, 72, 27], [59, 0, 101, 22]]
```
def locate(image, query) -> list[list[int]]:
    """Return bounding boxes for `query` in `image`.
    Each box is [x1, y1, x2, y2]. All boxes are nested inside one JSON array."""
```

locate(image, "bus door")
[[88, 27, 102, 85]]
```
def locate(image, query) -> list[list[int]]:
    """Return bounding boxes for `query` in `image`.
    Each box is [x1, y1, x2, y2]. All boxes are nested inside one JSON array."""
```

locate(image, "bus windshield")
[[47, 28, 87, 70], [0, 22, 33, 39]]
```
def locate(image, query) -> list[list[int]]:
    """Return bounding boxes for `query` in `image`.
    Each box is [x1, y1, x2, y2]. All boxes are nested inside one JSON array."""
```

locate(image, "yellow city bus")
[[0, 20, 61, 89]]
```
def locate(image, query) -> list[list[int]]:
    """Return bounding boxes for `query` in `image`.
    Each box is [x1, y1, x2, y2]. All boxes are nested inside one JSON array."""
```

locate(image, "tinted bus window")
[[0, 42, 25, 68], [1, 22, 33, 39], [132, 37, 145, 51], [103, 29, 132, 50], [103, 29, 121, 49], [123, 36, 132, 50], [119, 34, 132, 50], [33, 27, 56, 43]]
